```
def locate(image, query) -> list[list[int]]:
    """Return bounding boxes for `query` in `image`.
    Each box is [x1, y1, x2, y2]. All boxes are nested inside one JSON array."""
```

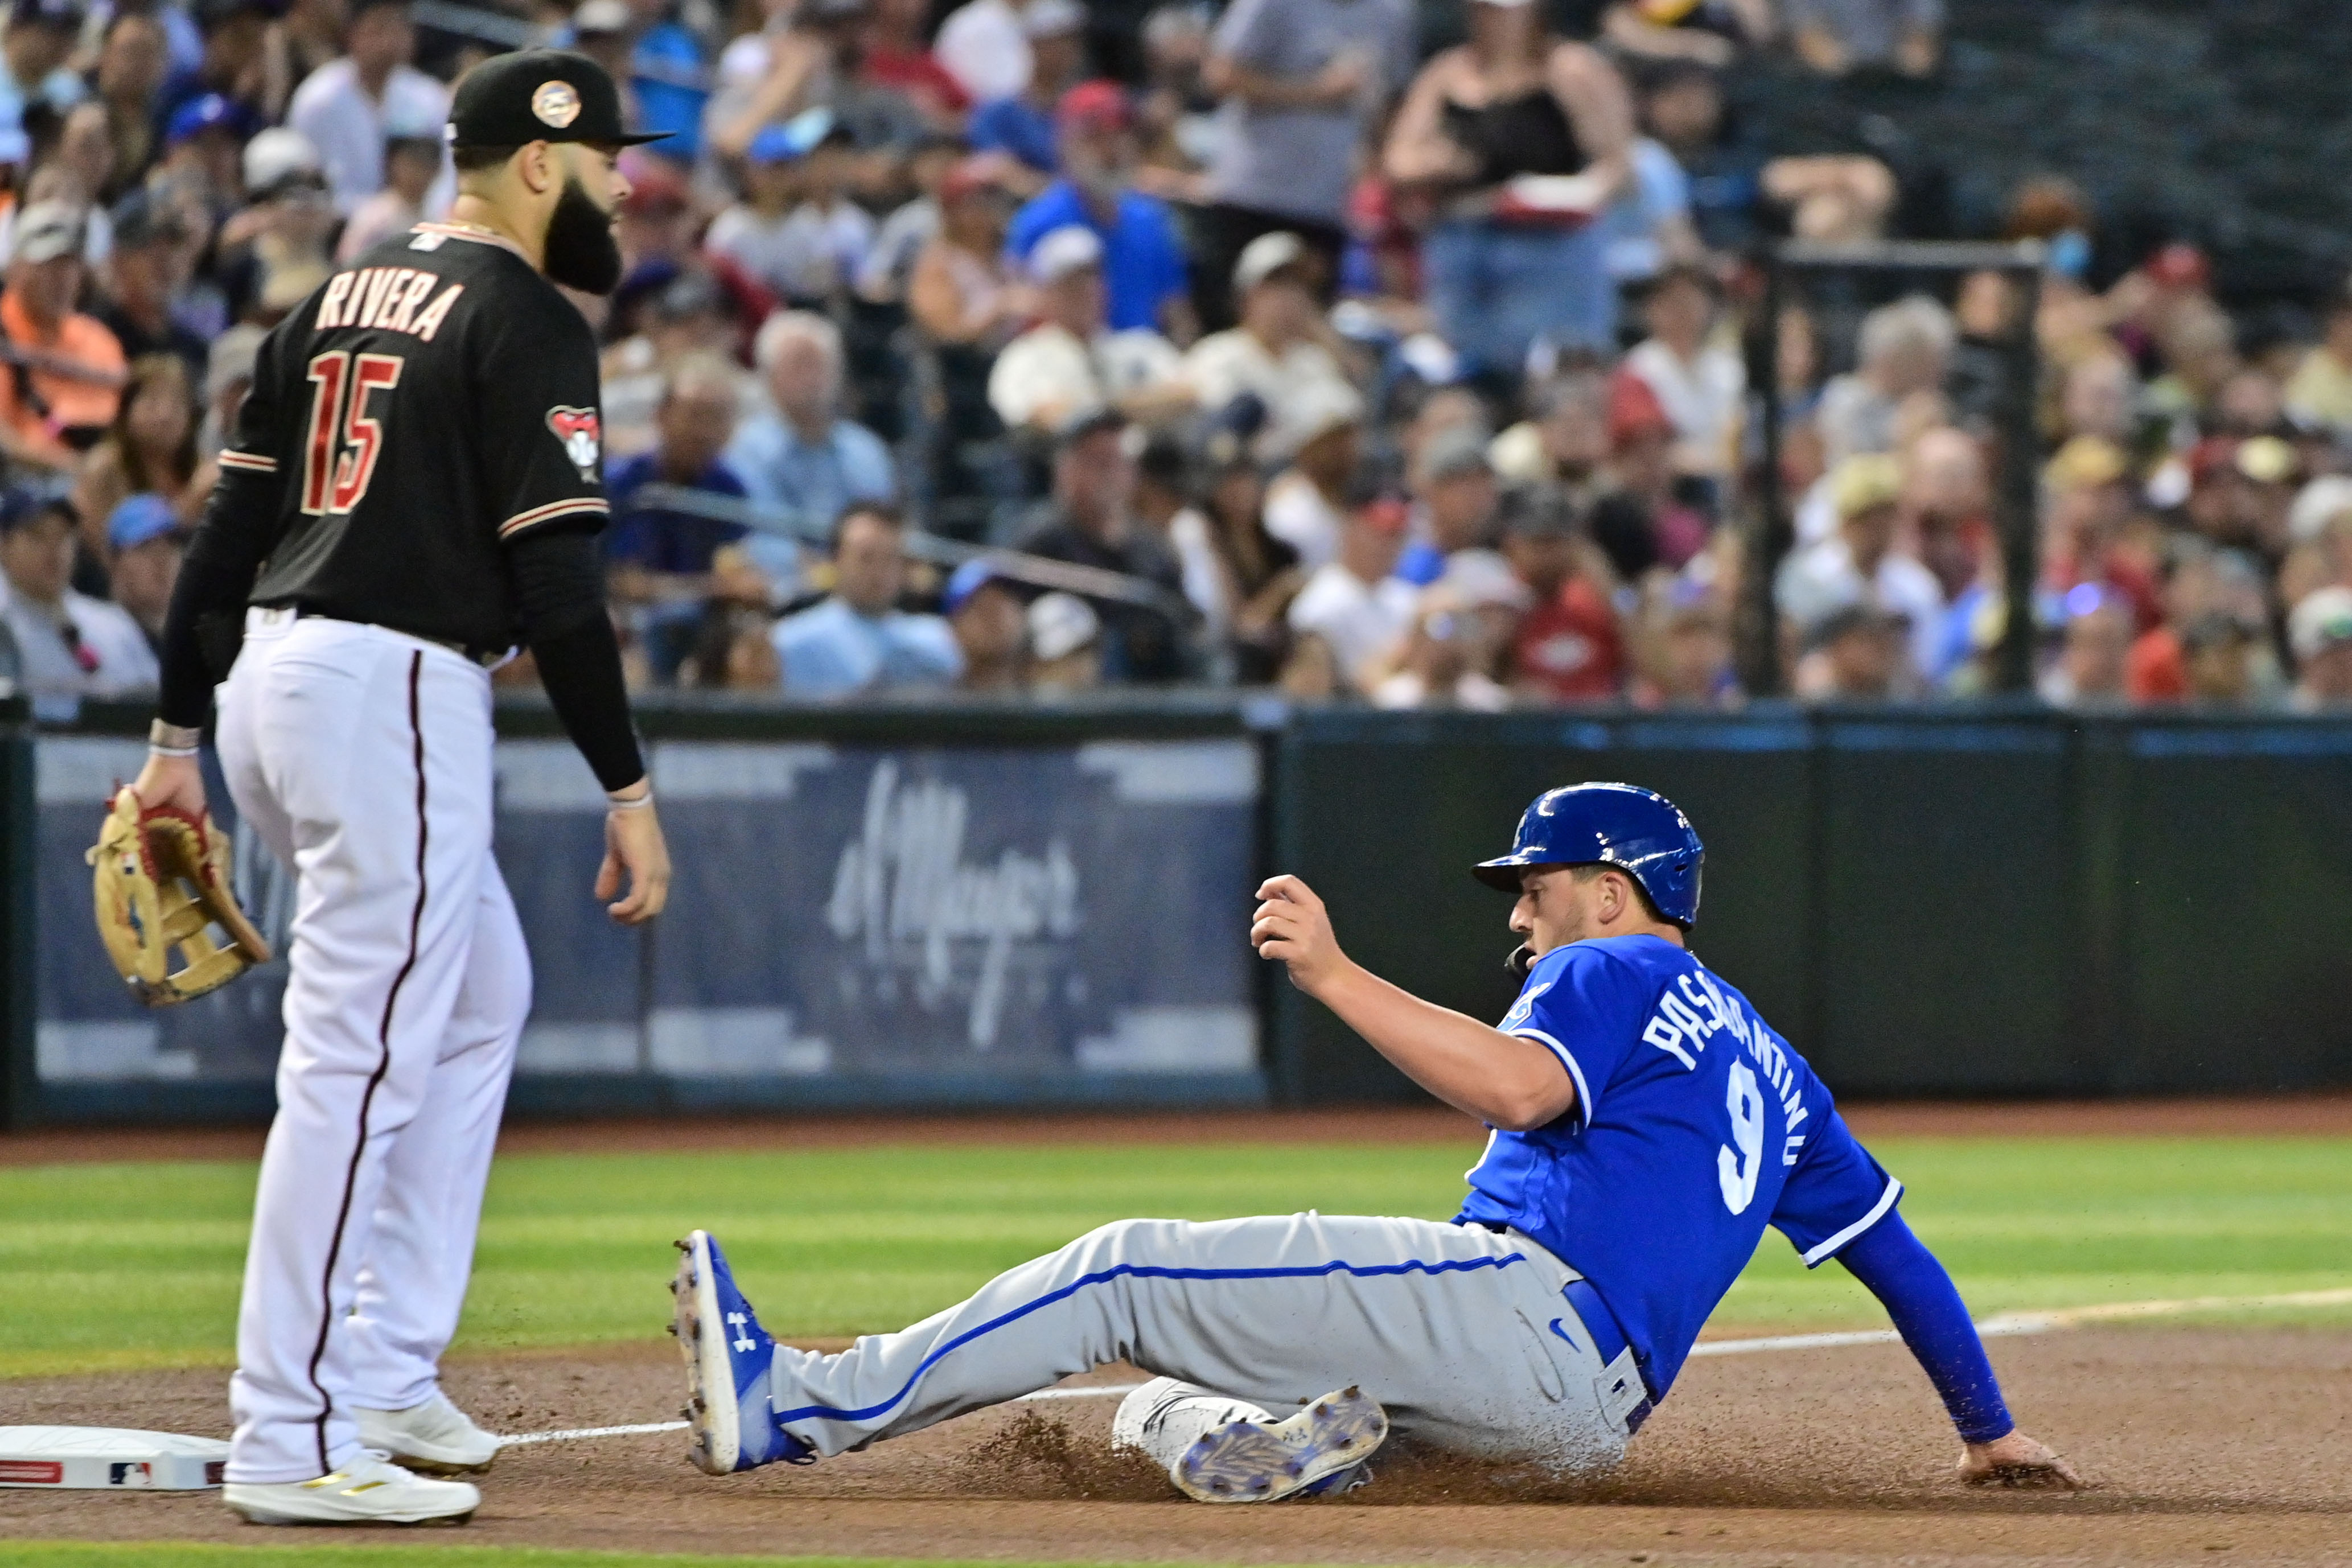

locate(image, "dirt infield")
[[7, 1094, 2352, 1166], [6, 1324, 2349, 1564]]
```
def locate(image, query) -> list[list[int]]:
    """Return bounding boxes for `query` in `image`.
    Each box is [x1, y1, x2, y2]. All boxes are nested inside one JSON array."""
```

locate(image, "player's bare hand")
[[1959, 1429, 2082, 1489], [597, 799, 671, 924], [1251, 874, 1350, 995], [128, 752, 207, 817]]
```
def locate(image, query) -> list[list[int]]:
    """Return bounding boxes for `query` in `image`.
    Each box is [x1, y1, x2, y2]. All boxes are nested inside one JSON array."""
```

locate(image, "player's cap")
[[106, 493, 181, 553], [10, 200, 83, 265], [1022, 0, 1083, 38], [8, 0, 81, 31], [1474, 782, 1704, 927], [1027, 592, 1099, 661], [2290, 585, 2352, 662], [570, 0, 629, 35], [1232, 231, 1306, 294], [1056, 80, 1130, 133], [165, 92, 253, 146], [1029, 223, 1104, 284], [447, 48, 669, 150]]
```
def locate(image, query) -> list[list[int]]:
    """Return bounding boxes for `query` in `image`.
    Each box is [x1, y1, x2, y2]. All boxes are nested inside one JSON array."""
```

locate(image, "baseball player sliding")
[[674, 783, 2080, 1500], [127, 52, 671, 1527]]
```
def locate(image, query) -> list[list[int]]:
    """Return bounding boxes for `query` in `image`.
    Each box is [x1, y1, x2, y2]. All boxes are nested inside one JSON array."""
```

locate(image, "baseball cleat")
[[222, 1453, 479, 1525], [671, 1229, 813, 1475], [1170, 1385, 1388, 1503], [353, 1390, 499, 1475]]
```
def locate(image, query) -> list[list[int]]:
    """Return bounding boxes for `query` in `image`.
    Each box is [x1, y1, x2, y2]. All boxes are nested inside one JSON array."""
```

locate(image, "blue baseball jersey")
[[1457, 933, 1899, 1399]]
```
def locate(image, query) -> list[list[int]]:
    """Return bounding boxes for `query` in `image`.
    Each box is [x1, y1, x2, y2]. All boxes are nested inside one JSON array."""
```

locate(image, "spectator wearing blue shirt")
[[622, 0, 710, 162], [966, 0, 1085, 182], [773, 502, 963, 695], [606, 353, 752, 684], [1005, 80, 1195, 341], [725, 310, 897, 546]]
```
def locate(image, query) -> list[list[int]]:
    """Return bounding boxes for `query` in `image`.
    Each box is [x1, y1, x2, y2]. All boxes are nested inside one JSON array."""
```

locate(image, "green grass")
[[3, 1137, 2350, 1379], [0, 1549, 1090, 1568]]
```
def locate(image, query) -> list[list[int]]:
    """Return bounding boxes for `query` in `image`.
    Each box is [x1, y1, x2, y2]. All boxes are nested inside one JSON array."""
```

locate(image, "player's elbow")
[[1484, 1079, 1576, 1133]]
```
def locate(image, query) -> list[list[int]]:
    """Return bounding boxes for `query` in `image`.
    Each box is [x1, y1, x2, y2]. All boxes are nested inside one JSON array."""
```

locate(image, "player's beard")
[[542, 175, 624, 295]]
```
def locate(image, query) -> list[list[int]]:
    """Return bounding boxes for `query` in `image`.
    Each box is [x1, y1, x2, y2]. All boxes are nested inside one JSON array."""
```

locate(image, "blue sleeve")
[[1839, 1209, 2014, 1444], [1004, 192, 1056, 262], [1502, 945, 1658, 1128], [1142, 201, 1189, 307], [1768, 1102, 1902, 1266]]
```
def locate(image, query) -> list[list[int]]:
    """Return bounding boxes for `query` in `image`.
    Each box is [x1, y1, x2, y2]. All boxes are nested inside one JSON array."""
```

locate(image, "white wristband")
[[148, 744, 200, 759], [607, 789, 653, 811]]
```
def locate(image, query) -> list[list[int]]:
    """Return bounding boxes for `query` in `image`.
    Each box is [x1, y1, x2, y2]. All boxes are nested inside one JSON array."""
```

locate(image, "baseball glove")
[[87, 786, 272, 1006]]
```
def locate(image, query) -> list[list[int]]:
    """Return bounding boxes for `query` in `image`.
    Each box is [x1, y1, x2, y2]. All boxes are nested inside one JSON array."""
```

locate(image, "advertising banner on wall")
[[33, 734, 1264, 1114]]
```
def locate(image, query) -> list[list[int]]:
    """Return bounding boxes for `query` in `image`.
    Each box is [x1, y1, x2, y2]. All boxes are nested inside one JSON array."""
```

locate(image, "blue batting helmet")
[[1472, 783, 1704, 926]]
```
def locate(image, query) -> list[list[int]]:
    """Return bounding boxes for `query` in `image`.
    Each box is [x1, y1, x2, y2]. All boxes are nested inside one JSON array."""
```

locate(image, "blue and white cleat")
[[1170, 1385, 1387, 1503], [669, 1230, 814, 1475]]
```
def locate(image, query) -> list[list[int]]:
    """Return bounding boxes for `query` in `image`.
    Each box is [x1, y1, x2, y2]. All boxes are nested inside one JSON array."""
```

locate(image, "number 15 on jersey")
[[302, 350, 404, 516]]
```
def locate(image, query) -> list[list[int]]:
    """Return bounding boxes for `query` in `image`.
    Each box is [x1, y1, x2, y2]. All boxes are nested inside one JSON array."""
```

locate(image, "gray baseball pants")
[[763, 1212, 1646, 1472]]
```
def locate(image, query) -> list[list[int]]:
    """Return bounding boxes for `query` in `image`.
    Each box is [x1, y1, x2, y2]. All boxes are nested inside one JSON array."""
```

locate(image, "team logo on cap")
[[547, 406, 602, 478], [532, 80, 582, 129]]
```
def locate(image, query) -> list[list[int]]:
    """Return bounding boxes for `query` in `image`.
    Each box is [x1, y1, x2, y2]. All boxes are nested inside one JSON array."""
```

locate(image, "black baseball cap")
[[446, 48, 669, 150]]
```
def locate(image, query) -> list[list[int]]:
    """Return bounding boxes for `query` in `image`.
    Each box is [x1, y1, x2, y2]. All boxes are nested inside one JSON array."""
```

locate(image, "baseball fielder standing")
[[127, 51, 670, 1527], [672, 784, 2080, 1500]]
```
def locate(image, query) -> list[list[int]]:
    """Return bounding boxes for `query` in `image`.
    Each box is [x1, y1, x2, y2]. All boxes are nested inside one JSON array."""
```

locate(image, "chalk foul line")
[[499, 1285, 2352, 1450]]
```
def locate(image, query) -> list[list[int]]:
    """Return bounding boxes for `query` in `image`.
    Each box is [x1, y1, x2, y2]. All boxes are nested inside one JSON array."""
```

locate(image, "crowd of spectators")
[[3, 0, 2352, 714]]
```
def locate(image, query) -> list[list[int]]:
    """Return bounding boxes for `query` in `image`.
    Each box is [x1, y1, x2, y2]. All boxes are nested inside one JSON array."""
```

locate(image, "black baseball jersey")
[[222, 222, 608, 651]]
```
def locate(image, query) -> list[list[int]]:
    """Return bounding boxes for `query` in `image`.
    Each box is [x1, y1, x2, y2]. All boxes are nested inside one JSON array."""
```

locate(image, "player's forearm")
[[155, 470, 281, 729], [509, 526, 647, 793], [1837, 1210, 2014, 1443], [1310, 961, 1574, 1130]]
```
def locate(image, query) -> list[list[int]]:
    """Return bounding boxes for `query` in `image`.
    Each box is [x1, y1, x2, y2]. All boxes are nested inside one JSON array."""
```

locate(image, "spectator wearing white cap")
[[1182, 231, 1358, 448], [1193, 0, 1413, 330], [1259, 375, 1363, 570], [1774, 453, 1943, 688], [286, 0, 452, 217], [935, 0, 1039, 106], [2289, 586, 2352, 711], [986, 224, 1188, 437], [217, 127, 336, 322], [0, 199, 124, 472]]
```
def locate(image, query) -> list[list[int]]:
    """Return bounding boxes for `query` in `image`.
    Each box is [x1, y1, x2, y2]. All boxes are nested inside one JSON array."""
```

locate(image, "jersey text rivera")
[[315, 267, 465, 340]]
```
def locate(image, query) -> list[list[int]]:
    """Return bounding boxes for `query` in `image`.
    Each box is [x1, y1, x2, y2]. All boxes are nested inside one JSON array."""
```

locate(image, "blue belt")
[[1561, 1277, 1656, 1436]]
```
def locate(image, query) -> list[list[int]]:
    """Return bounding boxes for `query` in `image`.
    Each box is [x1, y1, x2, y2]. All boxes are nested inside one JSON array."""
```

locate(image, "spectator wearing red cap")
[[1190, 0, 1415, 331], [1586, 369, 1707, 580], [1005, 80, 1196, 341], [1285, 491, 1415, 696]]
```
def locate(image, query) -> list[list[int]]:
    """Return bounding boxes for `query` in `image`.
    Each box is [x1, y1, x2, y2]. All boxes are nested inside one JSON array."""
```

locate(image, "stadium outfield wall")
[[6, 695, 2350, 1127]]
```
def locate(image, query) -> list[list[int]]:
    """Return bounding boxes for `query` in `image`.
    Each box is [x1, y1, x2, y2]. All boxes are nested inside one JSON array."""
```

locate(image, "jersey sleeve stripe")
[[1800, 1176, 1904, 1267], [1508, 1027, 1594, 1127], [497, 496, 610, 539], [218, 450, 279, 473]]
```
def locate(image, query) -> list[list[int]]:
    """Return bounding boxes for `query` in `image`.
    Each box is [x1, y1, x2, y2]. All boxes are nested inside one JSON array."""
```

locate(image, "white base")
[[0, 1427, 228, 1489]]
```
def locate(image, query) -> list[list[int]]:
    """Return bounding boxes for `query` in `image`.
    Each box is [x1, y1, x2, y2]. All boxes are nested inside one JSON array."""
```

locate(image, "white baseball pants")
[[216, 610, 529, 1484], [764, 1213, 1639, 1473]]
